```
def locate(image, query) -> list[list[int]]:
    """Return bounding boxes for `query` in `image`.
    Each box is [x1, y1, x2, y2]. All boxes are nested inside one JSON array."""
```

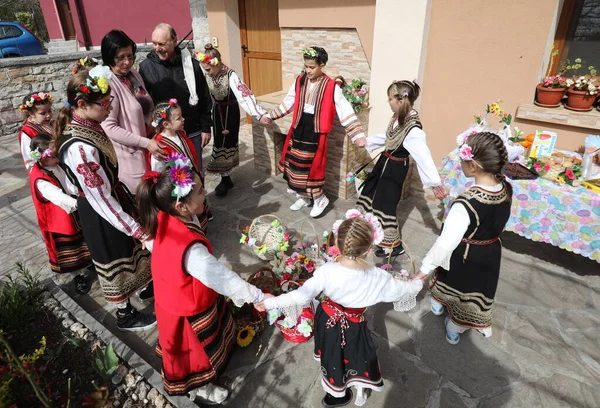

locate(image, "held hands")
[[353, 137, 367, 148], [411, 270, 428, 283], [259, 115, 272, 125], [253, 293, 274, 312], [201, 132, 212, 147], [432, 185, 448, 200], [147, 139, 167, 161]]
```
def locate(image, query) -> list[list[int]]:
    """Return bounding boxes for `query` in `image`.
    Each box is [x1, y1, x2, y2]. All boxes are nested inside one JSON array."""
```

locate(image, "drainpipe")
[[73, 0, 92, 49]]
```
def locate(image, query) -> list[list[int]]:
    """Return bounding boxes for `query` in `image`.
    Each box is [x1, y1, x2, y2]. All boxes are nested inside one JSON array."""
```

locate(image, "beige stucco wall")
[[206, 0, 243, 76], [278, 0, 376, 65], [368, 0, 431, 136], [420, 0, 591, 163]]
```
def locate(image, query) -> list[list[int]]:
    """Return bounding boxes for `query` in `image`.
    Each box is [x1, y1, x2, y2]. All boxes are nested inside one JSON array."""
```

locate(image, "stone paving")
[[1, 125, 599, 407]]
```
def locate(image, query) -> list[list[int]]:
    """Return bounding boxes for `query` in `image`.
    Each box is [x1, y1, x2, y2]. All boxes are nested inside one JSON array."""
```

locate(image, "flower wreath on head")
[[72, 56, 98, 75], [164, 152, 195, 201], [76, 66, 113, 99], [331, 209, 384, 247], [390, 81, 409, 99], [151, 98, 178, 128], [194, 51, 219, 66], [301, 47, 317, 58], [18, 92, 53, 112], [29, 147, 54, 163]]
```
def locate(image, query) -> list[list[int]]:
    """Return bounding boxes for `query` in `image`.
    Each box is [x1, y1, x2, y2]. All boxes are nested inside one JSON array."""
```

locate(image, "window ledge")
[[516, 103, 600, 131]]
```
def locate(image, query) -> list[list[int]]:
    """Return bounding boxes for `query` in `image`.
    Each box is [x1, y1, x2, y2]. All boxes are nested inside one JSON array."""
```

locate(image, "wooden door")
[[239, 0, 282, 98], [56, 0, 76, 40]]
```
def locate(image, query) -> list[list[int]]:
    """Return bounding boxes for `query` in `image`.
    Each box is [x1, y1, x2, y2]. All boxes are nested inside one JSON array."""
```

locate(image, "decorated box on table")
[[529, 130, 558, 159]]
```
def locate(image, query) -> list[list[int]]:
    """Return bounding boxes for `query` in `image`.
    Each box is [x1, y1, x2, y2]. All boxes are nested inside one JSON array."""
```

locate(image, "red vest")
[[19, 121, 53, 144], [147, 131, 199, 172], [29, 163, 78, 235], [152, 211, 218, 316], [290, 74, 337, 134]]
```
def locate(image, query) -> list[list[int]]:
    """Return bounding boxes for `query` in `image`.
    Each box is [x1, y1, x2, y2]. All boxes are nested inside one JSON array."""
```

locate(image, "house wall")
[[420, 0, 590, 163], [39, 0, 64, 40], [206, 0, 243, 76], [41, 0, 193, 47]]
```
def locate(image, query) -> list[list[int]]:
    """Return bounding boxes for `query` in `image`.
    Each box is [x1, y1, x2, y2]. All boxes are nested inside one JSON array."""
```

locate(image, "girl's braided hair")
[[468, 131, 513, 198], [336, 217, 373, 268]]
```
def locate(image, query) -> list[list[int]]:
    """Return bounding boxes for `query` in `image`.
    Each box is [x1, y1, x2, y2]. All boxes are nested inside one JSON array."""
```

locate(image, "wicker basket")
[[274, 303, 315, 343], [247, 214, 286, 261], [248, 267, 280, 295]]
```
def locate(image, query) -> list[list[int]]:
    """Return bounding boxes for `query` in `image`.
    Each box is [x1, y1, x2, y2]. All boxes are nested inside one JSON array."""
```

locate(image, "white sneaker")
[[189, 383, 229, 404], [310, 195, 329, 218], [476, 327, 493, 338], [354, 387, 367, 406], [290, 197, 311, 211]]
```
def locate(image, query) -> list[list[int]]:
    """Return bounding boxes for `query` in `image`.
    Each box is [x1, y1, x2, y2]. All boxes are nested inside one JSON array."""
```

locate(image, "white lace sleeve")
[[185, 242, 262, 306], [421, 202, 470, 274]]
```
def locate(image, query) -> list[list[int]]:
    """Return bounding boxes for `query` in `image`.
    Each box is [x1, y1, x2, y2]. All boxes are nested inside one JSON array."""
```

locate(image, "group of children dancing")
[[18, 45, 512, 406]]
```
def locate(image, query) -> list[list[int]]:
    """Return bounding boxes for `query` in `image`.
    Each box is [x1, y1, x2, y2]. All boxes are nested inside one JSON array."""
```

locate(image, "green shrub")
[[0, 263, 45, 334]]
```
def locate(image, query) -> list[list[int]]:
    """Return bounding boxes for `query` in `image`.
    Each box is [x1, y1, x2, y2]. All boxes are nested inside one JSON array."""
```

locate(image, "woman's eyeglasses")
[[89, 96, 114, 109], [114, 55, 135, 63]]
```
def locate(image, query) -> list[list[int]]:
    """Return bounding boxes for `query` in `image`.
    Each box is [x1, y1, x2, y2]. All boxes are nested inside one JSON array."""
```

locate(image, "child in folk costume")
[[137, 155, 268, 404], [55, 67, 156, 332], [148, 98, 211, 233], [196, 44, 270, 197], [267, 46, 367, 218], [412, 132, 513, 345], [260, 213, 422, 407], [357, 80, 447, 258], [18, 92, 55, 172], [29, 133, 93, 294]]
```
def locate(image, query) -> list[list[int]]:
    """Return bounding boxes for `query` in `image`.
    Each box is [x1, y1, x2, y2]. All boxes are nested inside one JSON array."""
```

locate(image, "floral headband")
[[194, 51, 219, 66], [29, 147, 54, 162], [18, 93, 53, 112], [301, 48, 317, 58], [332, 209, 384, 246], [76, 66, 113, 99], [458, 144, 474, 161], [72, 56, 98, 74], [151, 98, 178, 128], [165, 153, 195, 200], [390, 81, 409, 99]]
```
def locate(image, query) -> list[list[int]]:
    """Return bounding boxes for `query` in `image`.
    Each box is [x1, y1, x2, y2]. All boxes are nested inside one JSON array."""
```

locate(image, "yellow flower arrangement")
[[97, 76, 109, 94], [236, 325, 255, 347]]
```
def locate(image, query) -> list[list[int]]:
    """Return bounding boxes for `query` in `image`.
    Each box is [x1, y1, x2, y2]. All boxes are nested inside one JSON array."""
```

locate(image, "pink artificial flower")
[[380, 264, 392, 271], [327, 245, 341, 257], [543, 164, 551, 172], [565, 169, 576, 180], [282, 273, 292, 281], [458, 144, 474, 161], [534, 163, 542, 172], [283, 233, 290, 241]]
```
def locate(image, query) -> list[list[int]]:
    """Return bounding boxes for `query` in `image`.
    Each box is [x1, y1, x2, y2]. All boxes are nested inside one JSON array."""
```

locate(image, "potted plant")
[[565, 76, 599, 111], [535, 75, 569, 107], [536, 46, 569, 107], [334, 76, 369, 113]]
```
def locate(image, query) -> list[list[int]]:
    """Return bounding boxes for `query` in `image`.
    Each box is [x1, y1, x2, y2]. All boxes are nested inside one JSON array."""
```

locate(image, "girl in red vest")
[[147, 98, 211, 233], [18, 92, 54, 172], [29, 133, 93, 293], [137, 154, 268, 404], [267, 46, 367, 218], [260, 215, 422, 407]]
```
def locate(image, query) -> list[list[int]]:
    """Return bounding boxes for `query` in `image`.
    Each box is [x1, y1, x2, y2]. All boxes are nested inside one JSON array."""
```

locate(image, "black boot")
[[73, 273, 90, 294], [116, 303, 157, 332], [374, 243, 406, 258], [322, 389, 353, 408], [138, 282, 154, 303], [214, 176, 234, 197]]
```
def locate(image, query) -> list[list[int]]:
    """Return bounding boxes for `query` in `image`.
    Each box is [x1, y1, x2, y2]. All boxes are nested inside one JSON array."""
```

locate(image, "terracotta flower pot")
[[566, 87, 598, 112], [535, 84, 566, 108]]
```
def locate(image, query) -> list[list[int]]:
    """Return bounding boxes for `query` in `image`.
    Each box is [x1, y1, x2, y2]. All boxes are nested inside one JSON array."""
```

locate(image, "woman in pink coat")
[[101, 30, 166, 194]]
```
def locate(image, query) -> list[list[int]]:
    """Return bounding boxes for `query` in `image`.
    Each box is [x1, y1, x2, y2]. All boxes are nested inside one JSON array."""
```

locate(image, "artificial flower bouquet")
[[268, 304, 315, 343], [556, 163, 582, 186], [334, 76, 369, 113]]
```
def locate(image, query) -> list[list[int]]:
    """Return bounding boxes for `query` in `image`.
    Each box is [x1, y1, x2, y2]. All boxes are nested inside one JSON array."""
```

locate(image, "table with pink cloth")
[[440, 149, 600, 262]]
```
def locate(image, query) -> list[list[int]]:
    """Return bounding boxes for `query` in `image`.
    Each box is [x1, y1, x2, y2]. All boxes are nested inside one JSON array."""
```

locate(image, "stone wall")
[[253, 93, 371, 200], [0, 46, 153, 141], [280, 28, 371, 88]]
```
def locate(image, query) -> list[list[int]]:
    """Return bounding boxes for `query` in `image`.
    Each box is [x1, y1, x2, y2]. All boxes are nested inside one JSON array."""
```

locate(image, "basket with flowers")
[[240, 214, 290, 260], [334, 76, 369, 113]]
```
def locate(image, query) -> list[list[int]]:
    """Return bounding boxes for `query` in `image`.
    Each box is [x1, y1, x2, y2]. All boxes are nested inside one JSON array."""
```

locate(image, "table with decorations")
[[440, 149, 600, 263]]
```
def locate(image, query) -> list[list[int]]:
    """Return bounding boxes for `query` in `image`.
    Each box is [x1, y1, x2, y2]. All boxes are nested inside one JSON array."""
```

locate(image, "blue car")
[[0, 21, 44, 58]]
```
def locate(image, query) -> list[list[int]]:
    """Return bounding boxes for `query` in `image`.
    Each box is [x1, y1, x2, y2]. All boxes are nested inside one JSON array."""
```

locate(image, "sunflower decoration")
[[236, 325, 256, 347]]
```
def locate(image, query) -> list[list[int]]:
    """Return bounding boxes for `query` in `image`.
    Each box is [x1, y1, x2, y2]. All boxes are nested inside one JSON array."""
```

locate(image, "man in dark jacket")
[[139, 23, 212, 164]]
